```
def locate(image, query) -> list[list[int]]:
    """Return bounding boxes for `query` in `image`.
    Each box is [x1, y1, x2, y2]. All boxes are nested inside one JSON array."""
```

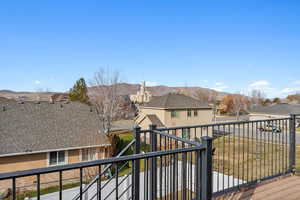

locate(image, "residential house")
[[135, 93, 213, 138], [0, 101, 132, 191], [249, 103, 300, 120]]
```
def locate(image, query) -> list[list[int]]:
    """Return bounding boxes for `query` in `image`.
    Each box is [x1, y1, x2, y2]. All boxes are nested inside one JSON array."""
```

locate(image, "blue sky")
[[1, 1, 300, 97]]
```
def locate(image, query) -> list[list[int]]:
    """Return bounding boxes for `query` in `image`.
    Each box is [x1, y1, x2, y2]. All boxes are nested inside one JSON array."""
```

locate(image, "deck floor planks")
[[218, 175, 300, 200]]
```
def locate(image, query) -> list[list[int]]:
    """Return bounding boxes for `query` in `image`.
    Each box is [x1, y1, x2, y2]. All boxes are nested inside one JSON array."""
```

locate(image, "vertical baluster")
[[217, 125, 220, 192], [116, 163, 118, 200], [80, 168, 83, 200], [195, 149, 201, 200], [37, 174, 40, 200], [59, 171, 63, 200], [232, 123, 236, 187], [172, 154, 176, 200], [242, 123, 245, 182], [12, 177, 16, 200], [228, 123, 231, 190], [182, 152, 187, 200], [252, 122, 254, 182]]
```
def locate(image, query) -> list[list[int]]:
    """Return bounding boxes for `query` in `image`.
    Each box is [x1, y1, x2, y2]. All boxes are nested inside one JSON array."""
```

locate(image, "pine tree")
[[69, 78, 89, 104]]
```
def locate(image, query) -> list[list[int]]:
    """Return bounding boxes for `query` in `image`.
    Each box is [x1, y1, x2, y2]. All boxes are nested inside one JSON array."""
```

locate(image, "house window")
[[194, 110, 198, 117], [187, 109, 192, 117], [81, 148, 97, 162], [49, 151, 66, 166], [182, 129, 190, 139], [171, 110, 178, 118]]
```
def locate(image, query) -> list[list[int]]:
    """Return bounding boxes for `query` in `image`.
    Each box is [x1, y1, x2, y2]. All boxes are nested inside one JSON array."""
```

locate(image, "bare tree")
[[232, 94, 249, 120], [250, 89, 265, 105], [89, 68, 121, 156]]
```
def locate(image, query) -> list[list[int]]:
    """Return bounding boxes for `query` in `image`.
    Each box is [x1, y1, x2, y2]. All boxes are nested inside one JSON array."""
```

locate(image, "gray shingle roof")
[[146, 114, 165, 128], [0, 101, 129, 156], [143, 93, 212, 109], [250, 103, 300, 115]]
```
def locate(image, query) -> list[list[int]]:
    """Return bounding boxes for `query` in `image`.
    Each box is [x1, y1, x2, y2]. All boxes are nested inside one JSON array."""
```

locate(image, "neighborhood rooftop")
[[250, 103, 300, 115], [0, 101, 133, 157], [142, 93, 212, 109]]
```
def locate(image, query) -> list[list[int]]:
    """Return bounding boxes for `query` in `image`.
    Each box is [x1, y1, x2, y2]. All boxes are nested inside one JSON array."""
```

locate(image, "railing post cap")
[[149, 124, 157, 130], [134, 125, 141, 131]]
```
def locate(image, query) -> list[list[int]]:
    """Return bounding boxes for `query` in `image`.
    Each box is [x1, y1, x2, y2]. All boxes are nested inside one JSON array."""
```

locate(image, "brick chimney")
[[49, 96, 54, 104]]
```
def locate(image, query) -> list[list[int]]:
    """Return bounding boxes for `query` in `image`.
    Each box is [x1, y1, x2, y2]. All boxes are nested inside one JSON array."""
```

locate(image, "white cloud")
[[212, 82, 229, 92], [281, 88, 295, 94], [35, 80, 41, 85], [145, 81, 158, 86], [249, 80, 270, 88]]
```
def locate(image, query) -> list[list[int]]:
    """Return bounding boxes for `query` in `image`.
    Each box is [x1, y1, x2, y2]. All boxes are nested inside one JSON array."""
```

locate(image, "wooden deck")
[[215, 175, 300, 200]]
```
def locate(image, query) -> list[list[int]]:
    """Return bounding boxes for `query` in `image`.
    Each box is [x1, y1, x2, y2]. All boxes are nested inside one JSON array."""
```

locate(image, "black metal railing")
[[0, 126, 213, 200], [154, 114, 299, 196], [0, 114, 299, 200]]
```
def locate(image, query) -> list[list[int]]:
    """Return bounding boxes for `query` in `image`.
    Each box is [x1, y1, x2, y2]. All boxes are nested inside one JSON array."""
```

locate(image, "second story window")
[[171, 110, 178, 118], [49, 151, 66, 166], [187, 109, 192, 117], [194, 110, 198, 117]]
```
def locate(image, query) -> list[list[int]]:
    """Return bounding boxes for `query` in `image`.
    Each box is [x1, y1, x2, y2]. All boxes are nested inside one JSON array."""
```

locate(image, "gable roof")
[[146, 114, 165, 128], [0, 101, 132, 157], [142, 93, 212, 109], [250, 103, 300, 115]]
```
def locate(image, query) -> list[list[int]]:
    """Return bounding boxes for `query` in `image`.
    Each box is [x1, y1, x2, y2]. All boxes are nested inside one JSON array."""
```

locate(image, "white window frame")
[[47, 151, 68, 166], [80, 148, 97, 162]]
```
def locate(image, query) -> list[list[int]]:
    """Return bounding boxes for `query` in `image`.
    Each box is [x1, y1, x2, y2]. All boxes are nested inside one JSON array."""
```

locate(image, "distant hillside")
[[89, 83, 227, 99], [0, 90, 55, 101], [1, 83, 227, 102]]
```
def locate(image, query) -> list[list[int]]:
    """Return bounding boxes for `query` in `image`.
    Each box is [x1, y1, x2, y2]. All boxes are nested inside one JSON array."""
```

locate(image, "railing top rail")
[[153, 129, 201, 146], [155, 117, 291, 131], [0, 145, 204, 180]]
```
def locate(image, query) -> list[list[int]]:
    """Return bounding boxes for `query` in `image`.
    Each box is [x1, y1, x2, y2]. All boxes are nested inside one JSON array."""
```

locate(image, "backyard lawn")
[[213, 135, 291, 182]]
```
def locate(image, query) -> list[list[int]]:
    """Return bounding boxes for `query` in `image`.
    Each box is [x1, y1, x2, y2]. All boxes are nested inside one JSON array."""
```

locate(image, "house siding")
[[0, 146, 109, 191], [137, 107, 213, 137]]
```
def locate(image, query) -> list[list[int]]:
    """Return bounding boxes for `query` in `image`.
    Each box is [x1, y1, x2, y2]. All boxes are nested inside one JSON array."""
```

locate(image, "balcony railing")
[[0, 114, 299, 200], [0, 125, 213, 200]]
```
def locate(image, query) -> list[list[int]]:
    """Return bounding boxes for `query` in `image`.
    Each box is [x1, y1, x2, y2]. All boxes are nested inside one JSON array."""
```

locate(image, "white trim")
[[140, 106, 212, 110], [47, 150, 69, 167], [0, 144, 111, 158]]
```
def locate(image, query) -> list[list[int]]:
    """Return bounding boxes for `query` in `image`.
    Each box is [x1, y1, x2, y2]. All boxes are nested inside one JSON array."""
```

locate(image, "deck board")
[[216, 175, 300, 200]]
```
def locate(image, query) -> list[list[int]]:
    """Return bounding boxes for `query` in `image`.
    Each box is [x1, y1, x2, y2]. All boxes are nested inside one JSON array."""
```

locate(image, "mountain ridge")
[[0, 83, 227, 101]]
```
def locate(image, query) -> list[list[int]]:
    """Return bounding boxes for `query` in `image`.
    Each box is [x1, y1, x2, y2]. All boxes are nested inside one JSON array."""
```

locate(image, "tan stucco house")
[[0, 101, 132, 191], [135, 93, 213, 138]]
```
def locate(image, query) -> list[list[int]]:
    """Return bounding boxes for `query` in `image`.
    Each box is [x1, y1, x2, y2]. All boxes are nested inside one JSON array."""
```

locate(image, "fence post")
[[290, 114, 296, 173], [201, 136, 213, 200], [150, 124, 157, 199], [132, 126, 141, 200]]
